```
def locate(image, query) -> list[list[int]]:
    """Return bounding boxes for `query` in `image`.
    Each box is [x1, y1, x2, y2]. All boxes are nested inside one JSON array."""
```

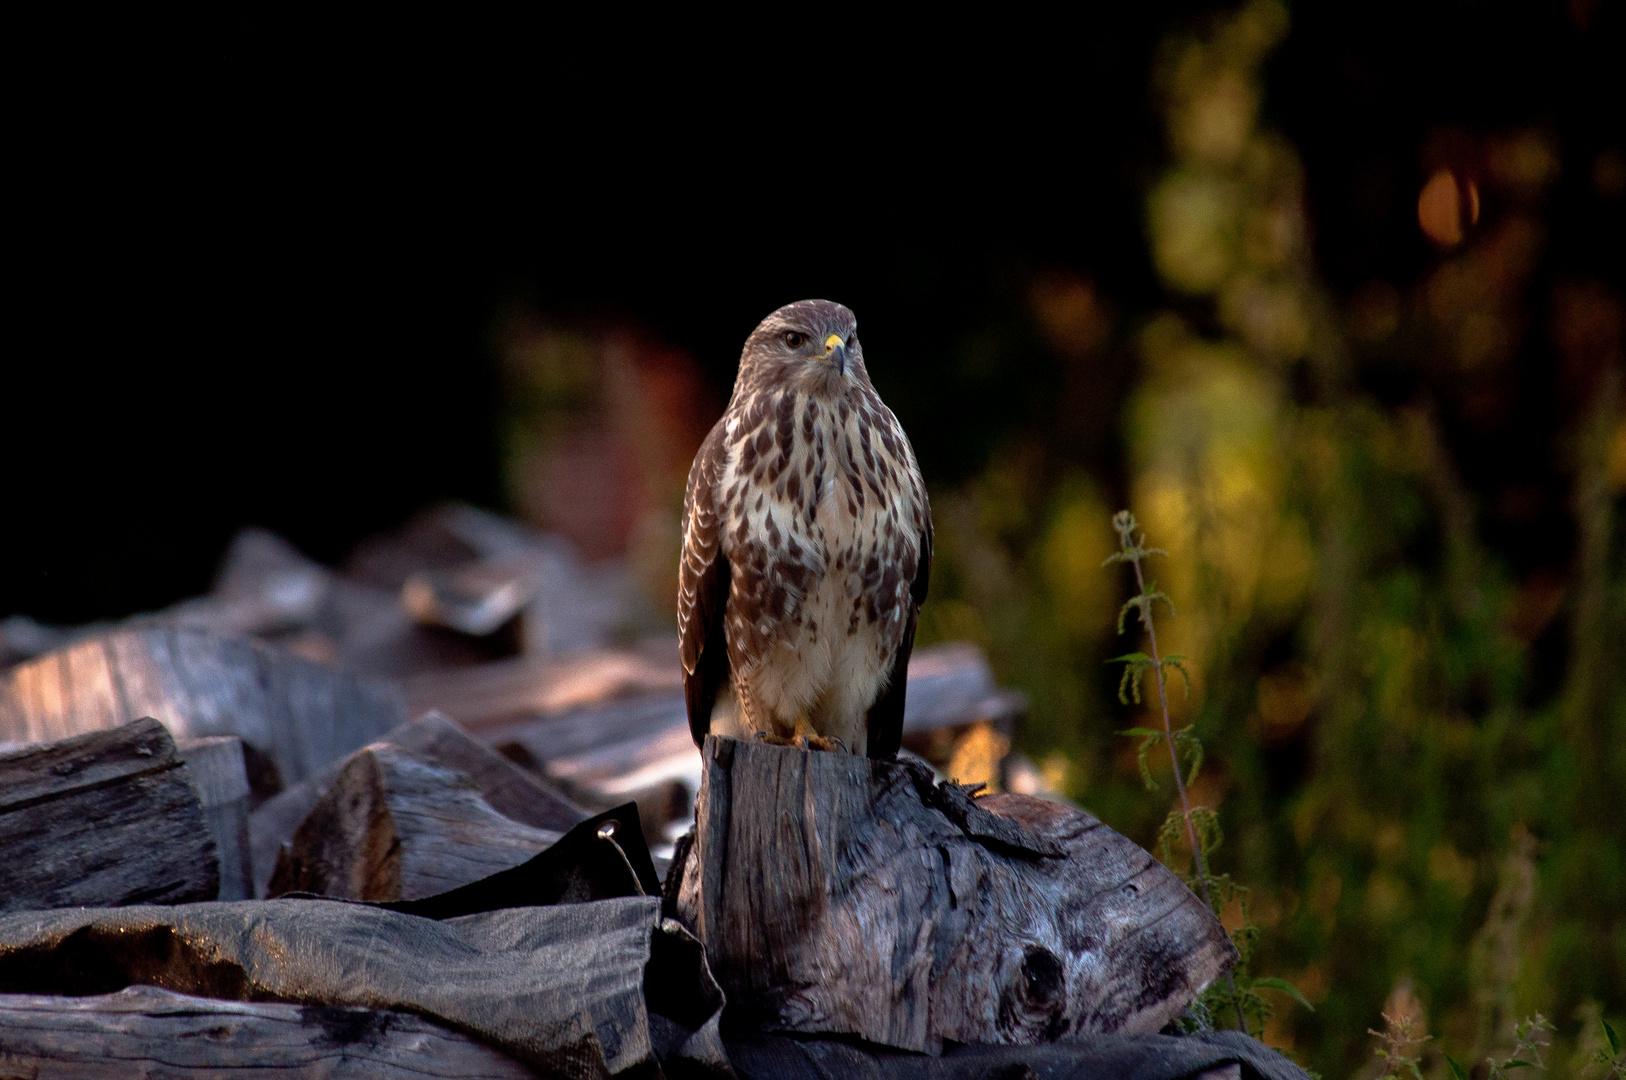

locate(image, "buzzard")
[[679, 299, 931, 757]]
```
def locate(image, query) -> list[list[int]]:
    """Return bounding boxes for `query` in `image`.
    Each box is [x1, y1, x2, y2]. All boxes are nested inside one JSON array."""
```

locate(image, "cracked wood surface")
[[0, 985, 536, 1078], [0, 718, 218, 913], [672, 736, 1235, 1054]]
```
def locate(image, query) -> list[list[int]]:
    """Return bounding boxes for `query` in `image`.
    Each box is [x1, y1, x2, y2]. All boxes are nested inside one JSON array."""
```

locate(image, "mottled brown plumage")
[[679, 300, 931, 756]]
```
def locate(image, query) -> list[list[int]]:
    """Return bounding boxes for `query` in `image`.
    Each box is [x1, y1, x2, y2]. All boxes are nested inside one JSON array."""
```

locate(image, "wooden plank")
[[249, 711, 587, 898], [672, 736, 1236, 1053], [0, 718, 218, 913], [0, 626, 406, 795], [266, 742, 564, 901], [176, 735, 253, 901], [0, 984, 536, 1079]]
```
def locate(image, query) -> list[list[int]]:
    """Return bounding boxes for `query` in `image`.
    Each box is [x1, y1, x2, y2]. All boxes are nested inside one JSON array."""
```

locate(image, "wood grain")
[[0, 984, 536, 1079], [249, 711, 586, 898], [0, 718, 218, 913], [673, 736, 1236, 1053], [176, 735, 254, 901], [0, 626, 406, 793], [266, 742, 563, 901]]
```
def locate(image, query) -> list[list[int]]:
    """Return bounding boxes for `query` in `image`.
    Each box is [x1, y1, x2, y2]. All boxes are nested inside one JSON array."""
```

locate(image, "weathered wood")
[[176, 736, 254, 901], [349, 502, 633, 656], [405, 645, 683, 731], [267, 741, 563, 901], [0, 984, 536, 1079], [0, 626, 406, 797], [401, 556, 541, 637], [673, 736, 1236, 1053], [249, 711, 587, 898], [0, 718, 218, 912]]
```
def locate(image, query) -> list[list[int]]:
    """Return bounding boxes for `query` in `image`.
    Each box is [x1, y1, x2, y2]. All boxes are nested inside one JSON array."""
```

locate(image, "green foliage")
[[910, 3, 1625, 1075], [1487, 1015, 1556, 1078], [1108, 511, 1310, 1039], [1368, 1003, 1431, 1080], [1593, 1018, 1625, 1079]]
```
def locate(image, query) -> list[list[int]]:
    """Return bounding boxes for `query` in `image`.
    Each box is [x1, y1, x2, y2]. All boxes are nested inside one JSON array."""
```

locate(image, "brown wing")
[[679, 421, 732, 747], [865, 517, 932, 759]]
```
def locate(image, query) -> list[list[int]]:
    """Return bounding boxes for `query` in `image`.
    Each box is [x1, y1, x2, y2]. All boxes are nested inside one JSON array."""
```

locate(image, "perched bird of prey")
[[679, 300, 931, 757]]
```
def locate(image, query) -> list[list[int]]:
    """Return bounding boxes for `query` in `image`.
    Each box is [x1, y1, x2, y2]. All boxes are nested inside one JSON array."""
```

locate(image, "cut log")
[[249, 710, 587, 898], [0, 626, 406, 797], [0, 718, 218, 912], [176, 736, 254, 900], [672, 736, 1236, 1053], [266, 741, 563, 901], [0, 984, 536, 1079]]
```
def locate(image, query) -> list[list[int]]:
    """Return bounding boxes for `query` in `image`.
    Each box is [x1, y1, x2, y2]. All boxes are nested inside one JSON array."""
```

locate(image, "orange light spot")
[[1419, 169, 1464, 247]]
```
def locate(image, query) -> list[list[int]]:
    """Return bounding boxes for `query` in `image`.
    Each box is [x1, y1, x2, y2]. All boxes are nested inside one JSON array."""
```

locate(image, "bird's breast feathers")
[[714, 386, 925, 727]]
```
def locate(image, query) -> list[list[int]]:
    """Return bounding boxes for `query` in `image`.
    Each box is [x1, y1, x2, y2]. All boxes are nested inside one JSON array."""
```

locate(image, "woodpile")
[[0, 507, 1297, 1079]]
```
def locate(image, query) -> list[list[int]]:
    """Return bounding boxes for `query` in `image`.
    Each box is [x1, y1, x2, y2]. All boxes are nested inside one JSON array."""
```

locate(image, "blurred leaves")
[[915, 0, 1626, 1076]]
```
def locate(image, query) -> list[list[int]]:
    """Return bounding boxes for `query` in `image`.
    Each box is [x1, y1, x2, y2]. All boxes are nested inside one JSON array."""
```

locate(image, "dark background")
[[9, 1, 1617, 624]]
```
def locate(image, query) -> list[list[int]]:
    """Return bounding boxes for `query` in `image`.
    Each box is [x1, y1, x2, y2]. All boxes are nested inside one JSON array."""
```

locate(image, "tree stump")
[[671, 737, 1235, 1053]]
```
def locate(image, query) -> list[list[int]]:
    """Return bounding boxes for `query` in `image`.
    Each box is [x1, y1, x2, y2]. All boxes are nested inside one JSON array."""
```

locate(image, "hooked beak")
[[824, 333, 847, 376]]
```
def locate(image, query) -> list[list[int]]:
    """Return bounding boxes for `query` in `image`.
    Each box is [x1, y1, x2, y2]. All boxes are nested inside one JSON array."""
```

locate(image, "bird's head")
[[738, 299, 865, 398]]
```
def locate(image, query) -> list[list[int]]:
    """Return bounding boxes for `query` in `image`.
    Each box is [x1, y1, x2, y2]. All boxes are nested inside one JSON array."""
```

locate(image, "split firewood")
[[401, 556, 540, 637], [249, 710, 587, 898], [176, 735, 253, 901], [404, 645, 683, 732], [0, 625, 406, 800], [349, 502, 634, 656], [472, 643, 1026, 846], [266, 742, 565, 902], [0, 984, 537, 1078], [0, 718, 218, 913], [671, 736, 1236, 1053]]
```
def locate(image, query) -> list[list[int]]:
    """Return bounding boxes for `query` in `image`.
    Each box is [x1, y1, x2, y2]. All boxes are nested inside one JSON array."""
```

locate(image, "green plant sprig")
[[1105, 510, 1248, 1031]]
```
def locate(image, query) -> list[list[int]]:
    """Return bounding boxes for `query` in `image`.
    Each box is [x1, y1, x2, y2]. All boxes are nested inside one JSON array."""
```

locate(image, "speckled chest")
[[715, 386, 925, 664]]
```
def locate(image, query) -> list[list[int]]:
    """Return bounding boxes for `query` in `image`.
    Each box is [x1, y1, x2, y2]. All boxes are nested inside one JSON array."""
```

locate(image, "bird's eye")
[[783, 331, 807, 349], [846, 333, 856, 350]]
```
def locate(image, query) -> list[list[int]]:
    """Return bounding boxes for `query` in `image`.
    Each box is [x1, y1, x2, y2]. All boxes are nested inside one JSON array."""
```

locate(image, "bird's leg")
[[788, 714, 844, 753]]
